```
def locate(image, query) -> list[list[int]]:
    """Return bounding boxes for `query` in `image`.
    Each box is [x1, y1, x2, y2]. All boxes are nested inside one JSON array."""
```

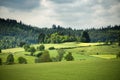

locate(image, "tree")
[[81, 31, 90, 42], [6, 53, 14, 64], [65, 52, 74, 61], [37, 45, 45, 51], [0, 48, 1, 53], [18, 57, 27, 64], [57, 49, 65, 61], [38, 33, 45, 43], [39, 50, 51, 62], [28, 47, 36, 56], [118, 34, 120, 46], [52, 24, 57, 29], [24, 44, 30, 52], [19, 42, 26, 47], [0, 58, 2, 65]]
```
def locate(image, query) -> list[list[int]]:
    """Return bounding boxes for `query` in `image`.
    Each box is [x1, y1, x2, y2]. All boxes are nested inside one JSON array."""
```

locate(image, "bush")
[[37, 45, 45, 51], [24, 44, 30, 52], [96, 53, 99, 55], [65, 52, 74, 61], [35, 58, 40, 63], [0, 58, 2, 65], [39, 50, 51, 62], [6, 53, 14, 65], [28, 47, 36, 56], [18, 57, 27, 64], [36, 52, 43, 57], [51, 57, 58, 62], [49, 47, 55, 50], [116, 52, 120, 58]]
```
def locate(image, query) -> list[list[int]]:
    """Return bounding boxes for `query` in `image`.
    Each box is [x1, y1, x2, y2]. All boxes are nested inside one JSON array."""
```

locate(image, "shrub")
[[37, 45, 45, 51], [0, 58, 2, 65], [51, 57, 58, 62], [116, 52, 120, 58], [28, 47, 36, 56], [49, 47, 55, 50], [39, 50, 51, 62], [36, 52, 43, 57], [6, 53, 14, 65], [65, 52, 74, 61], [96, 53, 99, 55], [24, 44, 30, 52], [35, 58, 40, 63], [18, 57, 27, 64]]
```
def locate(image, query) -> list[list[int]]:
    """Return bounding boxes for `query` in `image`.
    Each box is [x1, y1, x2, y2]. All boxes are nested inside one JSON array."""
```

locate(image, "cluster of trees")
[[35, 49, 74, 63], [0, 53, 27, 65], [0, 18, 39, 49], [0, 18, 120, 49], [23, 44, 74, 63], [24, 44, 45, 56]]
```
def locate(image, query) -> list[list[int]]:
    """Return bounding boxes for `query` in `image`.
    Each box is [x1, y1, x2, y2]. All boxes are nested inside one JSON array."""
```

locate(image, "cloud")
[[49, 0, 74, 4], [0, 0, 40, 11], [0, 0, 120, 29]]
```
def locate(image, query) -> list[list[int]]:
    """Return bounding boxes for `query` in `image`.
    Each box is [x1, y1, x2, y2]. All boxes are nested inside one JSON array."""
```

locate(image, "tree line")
[[0, 18, 120, 49]]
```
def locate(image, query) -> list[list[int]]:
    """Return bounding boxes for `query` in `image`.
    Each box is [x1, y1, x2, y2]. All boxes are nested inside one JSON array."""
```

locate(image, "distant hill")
[[0, 18, 120, 49], [0, 18, 40, 49]]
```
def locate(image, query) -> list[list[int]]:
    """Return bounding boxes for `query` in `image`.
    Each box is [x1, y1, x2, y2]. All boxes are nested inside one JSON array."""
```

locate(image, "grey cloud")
[[0, 0, 40, 11], [49, 0, 74, 4], [0, 0, 119, 29]]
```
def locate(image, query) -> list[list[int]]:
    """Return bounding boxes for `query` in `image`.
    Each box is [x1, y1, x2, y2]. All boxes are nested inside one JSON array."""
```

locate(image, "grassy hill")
[[0, 42, 120, 80], [1, 42, 120, 63]]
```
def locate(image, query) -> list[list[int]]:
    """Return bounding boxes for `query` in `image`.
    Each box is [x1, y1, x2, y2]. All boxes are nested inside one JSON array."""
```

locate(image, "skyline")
[[0, 0, 120, 29]]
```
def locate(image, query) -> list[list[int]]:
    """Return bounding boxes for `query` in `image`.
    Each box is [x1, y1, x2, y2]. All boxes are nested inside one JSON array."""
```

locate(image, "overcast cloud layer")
[[0, 0, 120, 29]]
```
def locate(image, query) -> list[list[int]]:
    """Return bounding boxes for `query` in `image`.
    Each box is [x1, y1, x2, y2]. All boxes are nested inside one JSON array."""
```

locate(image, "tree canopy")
[[0, 18, 120, 49]]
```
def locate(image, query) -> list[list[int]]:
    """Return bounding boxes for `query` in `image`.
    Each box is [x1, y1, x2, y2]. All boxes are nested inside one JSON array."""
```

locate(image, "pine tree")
[[81, 31, 90, 42]]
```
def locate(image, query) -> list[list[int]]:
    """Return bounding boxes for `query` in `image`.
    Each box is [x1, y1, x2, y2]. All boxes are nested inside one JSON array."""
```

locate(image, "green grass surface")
[[0, 59, 120, 80], [91, 55, 116, 59], [0, 42, 120, 80], [0, 42, 120, 63]]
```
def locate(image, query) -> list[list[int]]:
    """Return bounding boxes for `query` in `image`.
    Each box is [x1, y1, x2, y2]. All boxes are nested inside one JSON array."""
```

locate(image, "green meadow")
[[0, 60, 120, 80], [0, 42, 120, 80]]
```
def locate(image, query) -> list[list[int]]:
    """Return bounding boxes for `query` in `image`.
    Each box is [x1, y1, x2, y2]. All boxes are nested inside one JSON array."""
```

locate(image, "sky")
[[0, 0, 120, 29]]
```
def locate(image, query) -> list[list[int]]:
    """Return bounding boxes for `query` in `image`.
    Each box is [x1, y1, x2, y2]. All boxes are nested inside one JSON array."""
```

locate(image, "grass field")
[[91, 55, 116, 59], [0, 59, 120, 80], [0, 42, 120, 63], [0, 42, 120, 80]]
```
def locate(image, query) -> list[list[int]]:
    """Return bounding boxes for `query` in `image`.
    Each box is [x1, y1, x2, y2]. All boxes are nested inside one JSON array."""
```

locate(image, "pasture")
[[0, 42, 120, 80], [0, 42, 120, 63], [0, 59, 120, 80]]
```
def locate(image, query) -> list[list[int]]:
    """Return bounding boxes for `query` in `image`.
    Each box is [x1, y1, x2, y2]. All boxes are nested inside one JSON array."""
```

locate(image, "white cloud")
[[0, 0, 120, 29]]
